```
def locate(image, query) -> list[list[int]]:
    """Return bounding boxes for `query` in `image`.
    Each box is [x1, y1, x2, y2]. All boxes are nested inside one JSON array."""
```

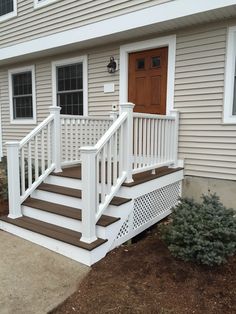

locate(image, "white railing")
[[6, 107, 61, 218], [60, 115, 113, 165], [80, 103, 134, 243], [133, 111, 179, 174]]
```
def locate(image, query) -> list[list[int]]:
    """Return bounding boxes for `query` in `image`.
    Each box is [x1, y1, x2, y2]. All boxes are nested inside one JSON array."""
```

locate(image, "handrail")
[[133, 112, 175, 120], [94, 112, 128, 153], [60, 114, 113, 121], [19, 114, 54, 148]]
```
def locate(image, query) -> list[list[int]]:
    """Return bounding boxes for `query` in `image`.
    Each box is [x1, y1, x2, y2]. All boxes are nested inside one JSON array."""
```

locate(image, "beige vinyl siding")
[[175, 25, 236, 181], [0, 0, 171, 48]]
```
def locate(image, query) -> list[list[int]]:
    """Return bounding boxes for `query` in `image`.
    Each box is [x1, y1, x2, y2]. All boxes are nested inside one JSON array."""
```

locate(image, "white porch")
[[0, 103, 183, 265]]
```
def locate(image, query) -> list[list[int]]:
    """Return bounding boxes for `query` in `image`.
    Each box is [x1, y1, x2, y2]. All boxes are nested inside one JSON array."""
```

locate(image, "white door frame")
[[0, 104, 3, 160], [119, 35, 176, 114]]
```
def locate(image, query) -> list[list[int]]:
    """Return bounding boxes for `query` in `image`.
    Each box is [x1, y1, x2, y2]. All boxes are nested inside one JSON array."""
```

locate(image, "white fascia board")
[[0, 0, 236, 61]]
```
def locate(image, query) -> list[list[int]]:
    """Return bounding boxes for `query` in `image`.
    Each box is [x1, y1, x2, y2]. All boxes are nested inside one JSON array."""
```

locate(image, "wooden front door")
[[128, 47, 168, 115]]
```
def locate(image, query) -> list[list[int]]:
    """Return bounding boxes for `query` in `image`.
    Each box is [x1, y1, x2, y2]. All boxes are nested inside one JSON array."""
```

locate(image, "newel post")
[[49, 106, 62, 173], [170, 110, 180, 167], [80, 147, 97, 243], [120, 102, 135, 183], [6, 141, 22, 218]]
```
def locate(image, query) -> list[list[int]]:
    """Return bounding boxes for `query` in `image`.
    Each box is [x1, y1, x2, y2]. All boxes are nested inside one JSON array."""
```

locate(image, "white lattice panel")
[[117, 181, 181, 239]]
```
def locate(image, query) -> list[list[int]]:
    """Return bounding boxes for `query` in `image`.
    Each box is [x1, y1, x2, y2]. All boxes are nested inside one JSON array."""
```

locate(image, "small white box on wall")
[[104, 83, 115, 93]]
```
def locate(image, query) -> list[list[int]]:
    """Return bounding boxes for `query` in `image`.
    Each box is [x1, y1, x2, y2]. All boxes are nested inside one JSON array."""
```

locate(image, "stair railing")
[[80, 103, 134, 243], [6, 106, 61, 218]]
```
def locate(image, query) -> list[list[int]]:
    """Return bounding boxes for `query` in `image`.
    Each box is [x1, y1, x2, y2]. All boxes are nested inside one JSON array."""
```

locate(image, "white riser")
[[32, 190, 83, 208], [22, 205, 109, 239], [0, 220, 107, 266], [45, 175, 82, 190]]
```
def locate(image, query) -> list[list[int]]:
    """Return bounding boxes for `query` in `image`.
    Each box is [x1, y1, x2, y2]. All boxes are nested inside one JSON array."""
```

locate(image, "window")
[[0, 0, 17, 22], [52, 56, 88, 116], [8, 66, 36, 124], [34, 0, 58, 9], [224, 26, 236, 124]]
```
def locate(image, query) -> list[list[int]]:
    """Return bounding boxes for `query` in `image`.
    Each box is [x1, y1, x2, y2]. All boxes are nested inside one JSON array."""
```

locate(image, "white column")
[[170, 110, 179, 167], [49, 106, 62, 173], [120, 102, 135, 183], [6, 141, 22, 218], [80, 147, 97, 243]]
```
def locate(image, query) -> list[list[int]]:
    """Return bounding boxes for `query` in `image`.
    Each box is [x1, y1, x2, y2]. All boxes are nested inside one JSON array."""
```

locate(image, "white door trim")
[[119, 35, 176, 114], [0, 104, 3, 160]]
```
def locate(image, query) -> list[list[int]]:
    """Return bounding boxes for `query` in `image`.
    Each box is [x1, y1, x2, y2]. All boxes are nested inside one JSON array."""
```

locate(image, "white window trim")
[[0, 0, 17, 23], [34, 0, 58, 9], [119, 35, 176, 114], [8, 65, 37, 125], [223, 26, 236, 124], [52, 56, 88, 116]]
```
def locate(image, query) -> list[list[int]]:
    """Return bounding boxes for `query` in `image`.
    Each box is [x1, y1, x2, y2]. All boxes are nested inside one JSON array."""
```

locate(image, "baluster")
[[41, 129, 45, 173], [101, 147, 106, 203], [161, 119, 164, 164], [35, 136, 39, 180], [65, 119, 68, 162], [154, 119, 158, 165], [143, 119, 147, 167], [113, 132, 118, 185], [147, 118, 150, 166], [28, 142, 32, 189], [151, 119, 155, 174], [138, 118, 142, 169], [47, 123, 51, 167], [119, 124, 124, 176], [21, 147, 25, 195], [158, 119, 161, 164], [107, 138, 112, 192], [133, 117, 138, 170], [75, 119, 79, 161], [70, 119, 73, 162]]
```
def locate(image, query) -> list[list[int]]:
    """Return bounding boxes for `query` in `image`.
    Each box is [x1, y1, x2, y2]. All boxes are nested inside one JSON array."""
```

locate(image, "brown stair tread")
[[37, 183, 131, 206], [23, 198, 120, 227], [122, 167, 183, 187], [52, 165, 82, 179], [0, 215, 107, 251]]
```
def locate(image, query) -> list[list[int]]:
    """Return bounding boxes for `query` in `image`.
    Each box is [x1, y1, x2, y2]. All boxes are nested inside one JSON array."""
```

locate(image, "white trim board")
[[51, 55, 88, 116], [119, 35, 176, 114], [0, 105, 2, 160], [0, 0, 236, 61], [223, 25, 236, 124], [34, 0, 58, 10]]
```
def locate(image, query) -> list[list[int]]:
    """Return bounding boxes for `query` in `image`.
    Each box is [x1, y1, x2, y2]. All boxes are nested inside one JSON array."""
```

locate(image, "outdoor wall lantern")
[[107, 57, 117, 73]]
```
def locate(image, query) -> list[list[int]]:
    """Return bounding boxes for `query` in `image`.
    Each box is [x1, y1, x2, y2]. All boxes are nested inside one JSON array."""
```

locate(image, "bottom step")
[[0, 216, 107, 251], [0, 216, 110, 266]]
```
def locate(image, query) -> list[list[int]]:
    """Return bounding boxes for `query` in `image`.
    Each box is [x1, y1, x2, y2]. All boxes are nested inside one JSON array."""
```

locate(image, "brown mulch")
[[0, 201, 8, 216], [51, 228, 236, 314]]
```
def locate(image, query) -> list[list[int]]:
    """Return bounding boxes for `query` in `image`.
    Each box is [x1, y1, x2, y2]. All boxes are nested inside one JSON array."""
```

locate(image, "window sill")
[[0, 10, 17, 23], [34, 0, 58, 10], [10, 119, 37, 125], [223, 116, 236, 124]]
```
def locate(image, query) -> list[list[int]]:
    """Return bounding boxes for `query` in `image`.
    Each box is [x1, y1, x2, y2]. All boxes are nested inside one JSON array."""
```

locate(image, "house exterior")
[[0, 0, 236, 265]]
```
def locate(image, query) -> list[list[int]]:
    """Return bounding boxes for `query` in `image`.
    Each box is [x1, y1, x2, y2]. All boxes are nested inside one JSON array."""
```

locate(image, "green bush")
[[161, 194, 236, 266], [0, 158, 8, 201]]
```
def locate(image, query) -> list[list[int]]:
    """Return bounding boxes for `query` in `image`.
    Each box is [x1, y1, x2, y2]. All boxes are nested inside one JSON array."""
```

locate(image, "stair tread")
[[0, 215, 107, 251], [23, 198, 120, 227], [37, 183, 131, 206]]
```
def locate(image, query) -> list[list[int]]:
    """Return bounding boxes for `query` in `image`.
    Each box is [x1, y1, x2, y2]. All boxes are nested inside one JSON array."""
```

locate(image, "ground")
[[1, 202, 235, 314], [51, 227, 236, 314]]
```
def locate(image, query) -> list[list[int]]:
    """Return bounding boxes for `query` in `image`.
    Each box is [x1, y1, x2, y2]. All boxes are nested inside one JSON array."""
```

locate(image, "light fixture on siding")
[[107, 57, 117, 73]]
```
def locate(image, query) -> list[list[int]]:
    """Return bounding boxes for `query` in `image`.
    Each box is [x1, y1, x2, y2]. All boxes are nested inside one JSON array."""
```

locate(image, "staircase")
[[0, 103, 183, 266]]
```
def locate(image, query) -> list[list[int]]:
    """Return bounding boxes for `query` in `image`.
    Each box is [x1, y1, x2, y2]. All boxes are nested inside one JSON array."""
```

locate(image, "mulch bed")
[[0, 201, 8, 217], [52, 228, 236, 314]]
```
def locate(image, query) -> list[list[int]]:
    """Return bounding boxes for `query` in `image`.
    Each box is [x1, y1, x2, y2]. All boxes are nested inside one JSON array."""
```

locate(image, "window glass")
[[136, 59, 145, 70], [57, 63, 83, 115], [151, 56, 161, 68], [0, 0, 14, 17], [12, 72, 33, 119]]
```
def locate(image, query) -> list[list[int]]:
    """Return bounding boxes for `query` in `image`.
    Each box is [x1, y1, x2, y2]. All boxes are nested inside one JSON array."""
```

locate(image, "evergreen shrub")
[[161, 194, 236, 266]]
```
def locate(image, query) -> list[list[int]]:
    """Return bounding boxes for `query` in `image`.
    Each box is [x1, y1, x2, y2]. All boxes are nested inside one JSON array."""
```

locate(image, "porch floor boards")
[[23, 198, 120, 227], [0, 216, 107, 251], [53, 164, 183, 187]]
